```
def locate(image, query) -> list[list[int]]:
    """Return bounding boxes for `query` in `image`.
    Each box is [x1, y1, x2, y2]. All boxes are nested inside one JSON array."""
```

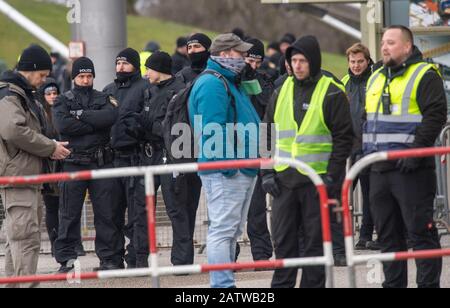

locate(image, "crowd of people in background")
[[0, 25, 448, 289]]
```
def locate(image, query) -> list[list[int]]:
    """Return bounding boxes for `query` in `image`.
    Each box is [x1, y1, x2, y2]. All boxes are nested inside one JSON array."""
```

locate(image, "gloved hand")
[[69, 109, 83, 119], [261, 173, 281, 198], [323, 175, 341, 200], [241, 63, 257, 81], [397, 158, 422, 173]]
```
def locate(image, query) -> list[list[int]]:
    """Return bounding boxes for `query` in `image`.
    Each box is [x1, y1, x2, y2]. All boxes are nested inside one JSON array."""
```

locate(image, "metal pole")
[[79, 0, 126, 89], [145, 171, 160, 288], [0, 0, 69, 57]]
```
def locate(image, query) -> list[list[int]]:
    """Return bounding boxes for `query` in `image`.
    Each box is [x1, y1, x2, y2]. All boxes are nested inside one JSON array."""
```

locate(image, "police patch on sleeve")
[[109, 96, 119, 107]]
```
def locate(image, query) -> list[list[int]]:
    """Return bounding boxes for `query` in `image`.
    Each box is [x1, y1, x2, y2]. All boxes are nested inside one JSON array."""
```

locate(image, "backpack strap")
[[201, 70, 237, 125]]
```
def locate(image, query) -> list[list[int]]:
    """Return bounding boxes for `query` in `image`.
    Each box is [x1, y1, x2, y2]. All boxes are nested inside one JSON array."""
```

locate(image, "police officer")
[[363, 26, 447, 288], [263, 36, 353, 288], [134, 51, 188, 267], [172, 37, 190, 75], [240, 38, 274, 262], [176, 33, 212, 84], [53, 57, 123, 272], [103, 48, 151, 268]]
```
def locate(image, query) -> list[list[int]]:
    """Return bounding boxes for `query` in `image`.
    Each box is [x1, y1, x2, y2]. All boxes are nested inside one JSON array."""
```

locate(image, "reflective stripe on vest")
[[342, 74, 350, 87], [274, 75, 344, 175], [363, 62, 438, 154]]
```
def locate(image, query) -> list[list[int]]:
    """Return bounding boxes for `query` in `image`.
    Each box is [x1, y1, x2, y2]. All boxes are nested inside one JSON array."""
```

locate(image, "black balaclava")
[[187, 33, 212, 73]]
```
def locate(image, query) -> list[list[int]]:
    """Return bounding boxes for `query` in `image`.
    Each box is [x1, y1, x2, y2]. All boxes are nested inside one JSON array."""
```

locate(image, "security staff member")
[[263, 36, 353, 288], [363, 26, 447, 288], [342, 43, 379, 251], [241, 38, 274, 262], [53, 57, 123, 273], [103, 48, 151, 268], [134, 52, 187, 267]]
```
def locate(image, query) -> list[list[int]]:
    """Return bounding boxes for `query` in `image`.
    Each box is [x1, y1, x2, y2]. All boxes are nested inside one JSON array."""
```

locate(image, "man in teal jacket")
[[189, 33, 261, 288]]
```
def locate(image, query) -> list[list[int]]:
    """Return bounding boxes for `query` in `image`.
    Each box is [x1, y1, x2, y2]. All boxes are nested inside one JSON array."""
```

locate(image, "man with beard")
[[363, 25, 447, 288], [103, 48, 152, 268]]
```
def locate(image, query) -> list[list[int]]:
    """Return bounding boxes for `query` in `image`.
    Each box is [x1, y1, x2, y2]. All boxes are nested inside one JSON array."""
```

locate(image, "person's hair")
[[346, 43, 371, 61], [385, 25, 414, 44]]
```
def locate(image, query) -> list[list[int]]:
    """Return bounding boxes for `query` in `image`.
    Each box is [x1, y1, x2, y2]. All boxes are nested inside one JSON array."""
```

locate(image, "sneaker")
[[355, 239, 369, 250], [94, 262, 125, 272], [367, 240, 381, 251], [57, 263, 75, 274]]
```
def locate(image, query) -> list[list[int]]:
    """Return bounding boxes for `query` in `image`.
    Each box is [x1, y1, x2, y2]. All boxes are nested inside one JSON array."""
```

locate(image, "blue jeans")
[[201, 172, 257, 288]]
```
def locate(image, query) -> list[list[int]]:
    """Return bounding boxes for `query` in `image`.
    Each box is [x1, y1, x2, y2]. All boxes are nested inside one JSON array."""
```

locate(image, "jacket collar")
[[0, 70, 34, 97]]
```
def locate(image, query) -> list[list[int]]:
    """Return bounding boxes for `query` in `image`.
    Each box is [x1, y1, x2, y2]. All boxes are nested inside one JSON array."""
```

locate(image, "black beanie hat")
[[187, 33, 212, 50], [116, 48, 140, 71], [145, 51, 172, 75], [72, 57, 96, 80], [246, 38, 265, 60], [286, 35, 322, 78], [176, 37, 188, 49], [17, 45, 52, 72]]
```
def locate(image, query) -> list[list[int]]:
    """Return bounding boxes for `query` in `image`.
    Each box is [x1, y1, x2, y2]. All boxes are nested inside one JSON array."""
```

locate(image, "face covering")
[[211, 56, 247, 75], [189, 51, 210, 70], [116, 71, 138, 83]]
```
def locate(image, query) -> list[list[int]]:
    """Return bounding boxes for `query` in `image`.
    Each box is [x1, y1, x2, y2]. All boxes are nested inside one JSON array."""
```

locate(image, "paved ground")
[[1, 236, 449, 288]]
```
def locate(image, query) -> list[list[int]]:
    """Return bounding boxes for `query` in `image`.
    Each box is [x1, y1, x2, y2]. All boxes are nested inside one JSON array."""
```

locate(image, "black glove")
[[261, 173, 281, 198], [241, 63, 257, 81], [396, 158, 422, 173], [323, 175, 341, 200]]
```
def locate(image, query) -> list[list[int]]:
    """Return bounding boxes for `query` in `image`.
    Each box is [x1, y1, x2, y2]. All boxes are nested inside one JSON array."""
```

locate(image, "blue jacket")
[[189, 59, 261, 177]]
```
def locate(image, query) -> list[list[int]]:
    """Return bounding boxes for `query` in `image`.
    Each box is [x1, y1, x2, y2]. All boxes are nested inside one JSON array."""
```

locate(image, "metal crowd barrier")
[[0, 157, 337, 288], [341, 147, 450, 288]]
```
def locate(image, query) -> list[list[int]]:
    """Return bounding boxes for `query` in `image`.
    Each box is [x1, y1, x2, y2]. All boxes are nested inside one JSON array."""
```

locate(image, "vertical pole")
[[79, 0, 127, 89], [145, 171, 160, 288], [317, 185, 334, 288], [342, 179, 357, 288], [360, 0, 383, 62]]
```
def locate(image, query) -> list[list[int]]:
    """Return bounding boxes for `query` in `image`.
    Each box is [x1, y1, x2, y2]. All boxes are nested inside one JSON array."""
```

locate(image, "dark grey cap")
[[210, 33, 253, 54]]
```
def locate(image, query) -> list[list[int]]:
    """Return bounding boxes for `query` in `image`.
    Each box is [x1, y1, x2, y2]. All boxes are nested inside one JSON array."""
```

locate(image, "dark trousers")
[[247, 176, 273, 260], [134, 152, 202, 266], [271, 183, 325, 288], [43, 195, 84, 257], [43, 195, 59, 251], [357, 173, 374, 241], [55, 162, 124, 265], [370, 168, 442, 288], [113, 156, 139, 265]]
